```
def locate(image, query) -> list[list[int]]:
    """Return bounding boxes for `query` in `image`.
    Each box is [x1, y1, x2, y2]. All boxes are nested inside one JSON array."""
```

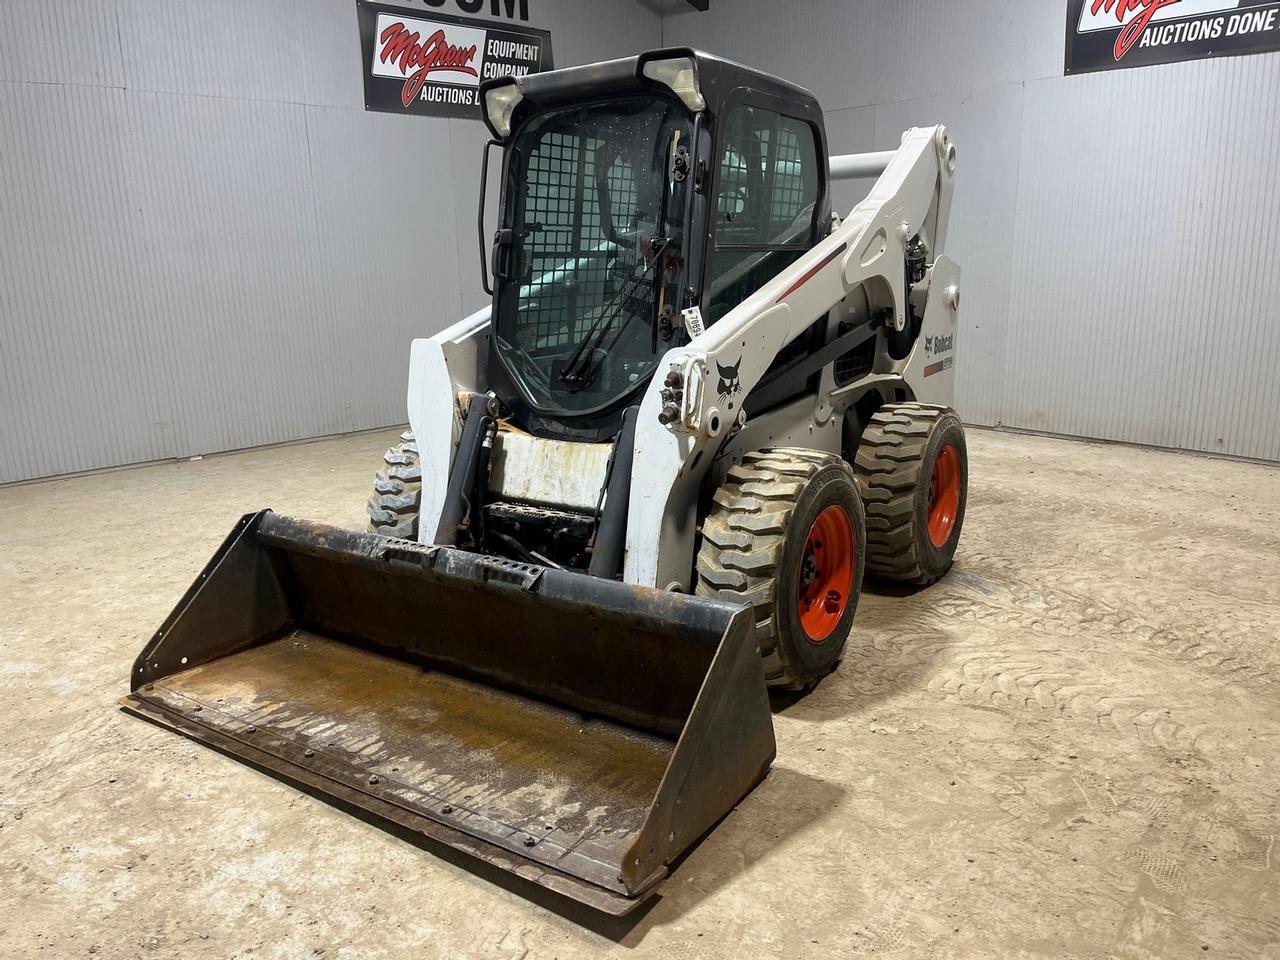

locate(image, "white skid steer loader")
[[125, 49, 966, 914]]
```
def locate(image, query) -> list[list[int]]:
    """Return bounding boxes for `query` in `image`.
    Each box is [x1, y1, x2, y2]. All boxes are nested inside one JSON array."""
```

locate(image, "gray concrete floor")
[[1, 428, 1278, 959]]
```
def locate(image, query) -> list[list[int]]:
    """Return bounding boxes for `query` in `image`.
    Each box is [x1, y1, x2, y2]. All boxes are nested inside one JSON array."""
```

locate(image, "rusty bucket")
[[122, 511, 774, 913]]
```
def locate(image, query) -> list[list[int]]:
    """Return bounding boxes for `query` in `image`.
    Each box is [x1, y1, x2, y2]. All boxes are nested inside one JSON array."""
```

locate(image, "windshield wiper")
[[559, 128, 684, 395], [558, 239, 669, 393]]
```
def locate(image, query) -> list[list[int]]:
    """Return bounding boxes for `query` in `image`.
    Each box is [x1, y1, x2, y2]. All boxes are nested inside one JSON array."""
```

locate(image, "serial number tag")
[[681, 306, 705, 339]]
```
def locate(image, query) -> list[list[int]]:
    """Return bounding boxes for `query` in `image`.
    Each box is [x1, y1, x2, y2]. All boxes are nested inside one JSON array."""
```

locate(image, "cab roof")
[[480, 47, 822, 141]]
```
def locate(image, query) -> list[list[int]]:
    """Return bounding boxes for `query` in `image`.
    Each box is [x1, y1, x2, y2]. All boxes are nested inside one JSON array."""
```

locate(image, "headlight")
[[483, 82, 524, 138], [641, 56, 705, 113]]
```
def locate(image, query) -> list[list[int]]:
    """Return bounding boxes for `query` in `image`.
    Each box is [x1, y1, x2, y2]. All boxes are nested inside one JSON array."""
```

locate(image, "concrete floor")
[[1, 427, 1278, 959]]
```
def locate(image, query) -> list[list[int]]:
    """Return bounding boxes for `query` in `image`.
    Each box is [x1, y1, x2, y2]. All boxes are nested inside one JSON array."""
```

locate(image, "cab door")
[[702, 96, 825, 327]]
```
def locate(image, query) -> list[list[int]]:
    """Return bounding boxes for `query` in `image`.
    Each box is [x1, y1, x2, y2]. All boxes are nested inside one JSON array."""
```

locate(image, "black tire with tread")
[[696, 448, 866, 691], [853, 403, 967, 585], [367, 430, 422, 540]]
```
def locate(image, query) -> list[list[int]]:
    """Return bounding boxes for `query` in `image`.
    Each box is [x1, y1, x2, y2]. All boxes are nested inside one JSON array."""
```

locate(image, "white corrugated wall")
[[0, 0, 663, 483], [663, 0, 1280, 462], [5, 1, 1278, 480]]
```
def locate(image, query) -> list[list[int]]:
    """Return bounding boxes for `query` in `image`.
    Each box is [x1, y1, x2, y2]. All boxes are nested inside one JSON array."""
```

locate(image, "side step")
[[122, 511, 775, 914]]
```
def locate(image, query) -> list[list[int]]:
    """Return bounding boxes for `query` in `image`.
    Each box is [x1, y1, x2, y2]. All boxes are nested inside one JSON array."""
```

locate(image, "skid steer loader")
[[124, 49, 966, 914]]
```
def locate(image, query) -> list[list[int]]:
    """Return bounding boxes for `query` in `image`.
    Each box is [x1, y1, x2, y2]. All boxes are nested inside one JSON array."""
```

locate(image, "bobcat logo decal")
[[716, 357, 742, 404], [925, 334, 954, 356]]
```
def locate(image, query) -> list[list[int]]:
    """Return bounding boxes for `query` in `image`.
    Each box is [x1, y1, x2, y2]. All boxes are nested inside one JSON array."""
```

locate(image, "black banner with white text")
[[1066, 0, 1280, 74], [358, 1, 553, 118]]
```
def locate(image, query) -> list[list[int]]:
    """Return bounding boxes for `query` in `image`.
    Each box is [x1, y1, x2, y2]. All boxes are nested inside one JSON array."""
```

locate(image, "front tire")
[[853, 403, 968, 585], [696, 449, 867, 691], [367, 430, 421, 540]]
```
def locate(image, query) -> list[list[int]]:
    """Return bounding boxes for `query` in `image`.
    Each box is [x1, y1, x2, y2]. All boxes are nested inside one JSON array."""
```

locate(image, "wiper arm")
[[559, 239, 668, 392], [559, 128, 684, 394]]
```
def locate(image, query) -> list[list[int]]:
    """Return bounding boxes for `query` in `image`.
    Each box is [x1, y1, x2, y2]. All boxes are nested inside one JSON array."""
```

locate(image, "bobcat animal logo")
[[716, 357, 742, 404]]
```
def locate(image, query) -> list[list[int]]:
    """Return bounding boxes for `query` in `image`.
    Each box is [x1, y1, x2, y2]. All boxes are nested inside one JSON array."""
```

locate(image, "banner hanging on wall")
[[1066, 0, 1280, 74], [358, 1, 553, 119]]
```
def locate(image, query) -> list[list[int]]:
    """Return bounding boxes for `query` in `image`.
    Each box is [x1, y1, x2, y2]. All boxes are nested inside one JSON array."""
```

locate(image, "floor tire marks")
[[837, 629, 952, 698], [935, 559, 1280, 687], [927, 652, 1202, 751]]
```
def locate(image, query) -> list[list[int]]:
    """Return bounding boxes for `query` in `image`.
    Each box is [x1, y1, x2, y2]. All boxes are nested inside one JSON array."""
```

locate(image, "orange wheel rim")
[[795, 504, 855, 643], [927, 444, 961, 548]]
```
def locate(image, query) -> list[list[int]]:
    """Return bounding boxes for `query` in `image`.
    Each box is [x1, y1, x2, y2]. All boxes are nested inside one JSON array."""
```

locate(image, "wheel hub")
[[926, 444, 961, 548], [796, 505, 855, 644]]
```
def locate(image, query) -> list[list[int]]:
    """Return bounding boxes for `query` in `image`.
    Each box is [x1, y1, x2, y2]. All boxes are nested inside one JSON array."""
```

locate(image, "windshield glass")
[[495, 97, 691, 414]]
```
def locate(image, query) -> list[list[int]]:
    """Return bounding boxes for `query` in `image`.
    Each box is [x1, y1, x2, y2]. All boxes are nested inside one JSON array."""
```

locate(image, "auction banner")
[[1066, 0, 1280, 74], [358, 1, 553, 118]]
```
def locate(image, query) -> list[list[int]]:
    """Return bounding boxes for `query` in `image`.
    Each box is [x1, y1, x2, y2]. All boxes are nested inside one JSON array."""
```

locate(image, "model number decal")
[[923, 356, 954, 378]]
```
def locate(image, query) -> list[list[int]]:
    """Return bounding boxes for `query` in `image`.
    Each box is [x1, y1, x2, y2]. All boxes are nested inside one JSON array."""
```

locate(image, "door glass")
[[705, 106, 820, 324]]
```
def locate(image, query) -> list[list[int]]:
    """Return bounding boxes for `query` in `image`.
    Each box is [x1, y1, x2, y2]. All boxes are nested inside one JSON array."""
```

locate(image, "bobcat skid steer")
[[124, 49, 966, 914]]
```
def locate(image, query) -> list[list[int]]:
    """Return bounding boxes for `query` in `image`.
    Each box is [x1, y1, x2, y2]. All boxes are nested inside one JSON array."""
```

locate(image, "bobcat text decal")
[[925, 334, 954, 357]]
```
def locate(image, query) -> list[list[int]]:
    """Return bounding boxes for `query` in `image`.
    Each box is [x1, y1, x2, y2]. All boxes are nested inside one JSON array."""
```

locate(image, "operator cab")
[[479, 49, 831, 441]]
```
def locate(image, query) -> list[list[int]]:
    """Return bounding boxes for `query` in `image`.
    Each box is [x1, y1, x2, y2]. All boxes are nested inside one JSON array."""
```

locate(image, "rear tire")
[[696, 449, 866, 691], [367, 430, 421, 540], [853, 403, 967, 585]]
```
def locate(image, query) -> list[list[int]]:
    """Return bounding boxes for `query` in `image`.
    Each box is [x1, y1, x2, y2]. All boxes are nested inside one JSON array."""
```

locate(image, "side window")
[[705, 106, 820, 325]]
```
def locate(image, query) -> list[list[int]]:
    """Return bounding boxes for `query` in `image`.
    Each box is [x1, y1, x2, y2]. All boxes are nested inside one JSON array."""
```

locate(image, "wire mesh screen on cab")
[[519, 130, 637, 349], [496, 97, 690, 414], [705, 106, 820, 325]]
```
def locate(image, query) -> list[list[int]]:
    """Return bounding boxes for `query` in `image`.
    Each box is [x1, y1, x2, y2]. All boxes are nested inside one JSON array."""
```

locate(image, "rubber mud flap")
[[122, 511, 775, 914]]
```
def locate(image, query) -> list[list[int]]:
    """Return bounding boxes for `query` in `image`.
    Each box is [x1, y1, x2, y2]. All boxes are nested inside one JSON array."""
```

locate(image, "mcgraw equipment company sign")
[[358, 1, 553, 119], [1066, 0, 1280, 74]]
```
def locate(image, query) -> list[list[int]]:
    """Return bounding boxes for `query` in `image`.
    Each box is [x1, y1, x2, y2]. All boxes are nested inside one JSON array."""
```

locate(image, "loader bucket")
[[122, 511, 774, 914]]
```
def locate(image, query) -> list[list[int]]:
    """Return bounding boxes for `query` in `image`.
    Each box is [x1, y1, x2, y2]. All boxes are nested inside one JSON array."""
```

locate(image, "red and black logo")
[[378, 22, 481, 107], [358, 1, 553, 119]]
